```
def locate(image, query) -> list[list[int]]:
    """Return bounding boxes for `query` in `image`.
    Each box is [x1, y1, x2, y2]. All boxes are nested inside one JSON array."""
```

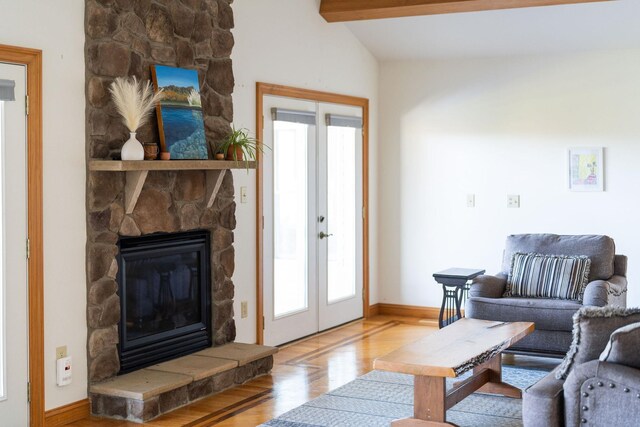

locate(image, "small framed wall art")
[[568, 147, 604, 192], [151, 65, 208, 159]]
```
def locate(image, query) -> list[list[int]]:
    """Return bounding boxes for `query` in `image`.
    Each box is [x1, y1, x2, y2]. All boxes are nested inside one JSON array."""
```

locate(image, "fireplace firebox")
[[117, 230, 212, 374]]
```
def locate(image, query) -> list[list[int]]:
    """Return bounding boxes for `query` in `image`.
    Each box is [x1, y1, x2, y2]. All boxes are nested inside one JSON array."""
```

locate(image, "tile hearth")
[[90, 343, 277, 423]]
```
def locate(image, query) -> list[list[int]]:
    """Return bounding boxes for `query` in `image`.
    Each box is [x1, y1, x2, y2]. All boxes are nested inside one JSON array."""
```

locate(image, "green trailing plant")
[[218, 126, 268, 170]]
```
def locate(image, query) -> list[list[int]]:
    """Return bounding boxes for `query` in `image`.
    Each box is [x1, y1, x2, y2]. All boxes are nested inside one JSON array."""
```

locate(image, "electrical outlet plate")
[[56, 345, 67, 360], [507, 194, 520, 208], [240, 186, 248, 204], [241, 301, 248, 318], [466, 194, 475, 208]]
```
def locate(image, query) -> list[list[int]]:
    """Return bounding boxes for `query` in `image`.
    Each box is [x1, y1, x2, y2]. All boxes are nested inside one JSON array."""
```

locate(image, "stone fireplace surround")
[[86, 0, 238, 385], [85, 1, 275, 421]]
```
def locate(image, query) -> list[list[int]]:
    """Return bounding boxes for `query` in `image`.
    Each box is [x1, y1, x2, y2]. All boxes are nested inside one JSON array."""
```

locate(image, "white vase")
[[121, 131, 144, 161]]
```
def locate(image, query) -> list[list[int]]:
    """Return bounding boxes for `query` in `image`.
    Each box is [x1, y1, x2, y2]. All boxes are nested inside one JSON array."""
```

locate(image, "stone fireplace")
[[84, 1, 276, 422], [84, 0, 255, 382]]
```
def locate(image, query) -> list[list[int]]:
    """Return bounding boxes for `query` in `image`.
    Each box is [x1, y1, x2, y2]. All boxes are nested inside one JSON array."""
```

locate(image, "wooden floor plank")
[[67, 315, 550, 426]]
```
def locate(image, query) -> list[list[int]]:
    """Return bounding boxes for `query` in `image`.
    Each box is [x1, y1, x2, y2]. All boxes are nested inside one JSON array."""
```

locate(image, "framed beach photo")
[[568, 147, 604, 192], [151, 65, 208, 159]]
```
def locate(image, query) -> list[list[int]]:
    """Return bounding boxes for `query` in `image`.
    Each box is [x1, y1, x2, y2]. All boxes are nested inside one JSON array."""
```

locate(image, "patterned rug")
[[260, 366, 549, 427]]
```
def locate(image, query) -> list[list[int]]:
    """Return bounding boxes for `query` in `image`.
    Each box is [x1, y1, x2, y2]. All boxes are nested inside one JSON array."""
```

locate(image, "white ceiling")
[[344, 0, 640, 61]]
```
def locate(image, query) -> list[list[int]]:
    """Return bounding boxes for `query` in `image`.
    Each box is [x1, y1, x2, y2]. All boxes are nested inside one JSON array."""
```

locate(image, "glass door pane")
[[326, 125, 357, 303], [273, 121, 309, 317]]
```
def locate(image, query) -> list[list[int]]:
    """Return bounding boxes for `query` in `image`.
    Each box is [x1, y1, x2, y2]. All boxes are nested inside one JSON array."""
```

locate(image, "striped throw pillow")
[[504, 252, 591, 301]]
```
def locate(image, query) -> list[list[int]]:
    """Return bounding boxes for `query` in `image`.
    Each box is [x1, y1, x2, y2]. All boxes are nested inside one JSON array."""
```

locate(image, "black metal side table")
[[433, 268, 485, 329]]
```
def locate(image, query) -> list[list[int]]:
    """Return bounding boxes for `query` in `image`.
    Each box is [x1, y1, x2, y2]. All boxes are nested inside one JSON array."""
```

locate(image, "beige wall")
[[231, 0, 380, 342], [0, 0, 87, 410], [378, 49, 640, 309]]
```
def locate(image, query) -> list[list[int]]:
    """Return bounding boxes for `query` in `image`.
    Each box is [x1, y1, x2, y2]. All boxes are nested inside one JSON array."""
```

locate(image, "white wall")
[[379, 49, 640, 309], [231, 0, 379, 342], [0, 0, 87, 410], [0, 0, 379, 410]]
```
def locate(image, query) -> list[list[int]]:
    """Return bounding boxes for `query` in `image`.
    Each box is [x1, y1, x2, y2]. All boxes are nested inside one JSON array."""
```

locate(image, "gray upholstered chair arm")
[[607, 275, 627, 299], [582, 280, 609, 307], [522, 366, 564, 427], [469, 273, 507, 299], [582, 275, 627, 307], [564, 360, 640, 427], [582, 275, 628, 308]]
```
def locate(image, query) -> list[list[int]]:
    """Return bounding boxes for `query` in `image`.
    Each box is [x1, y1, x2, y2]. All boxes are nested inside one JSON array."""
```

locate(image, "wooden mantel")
[[319, 0, 611, 22], [89, 159, 256, 214]]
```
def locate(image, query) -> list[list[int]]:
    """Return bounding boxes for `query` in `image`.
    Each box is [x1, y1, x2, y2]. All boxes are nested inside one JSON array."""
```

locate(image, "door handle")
[[319, 232, 333, 239]]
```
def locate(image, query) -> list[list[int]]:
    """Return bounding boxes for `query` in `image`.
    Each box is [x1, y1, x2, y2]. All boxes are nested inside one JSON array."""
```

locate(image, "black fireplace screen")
[[117, 230, 211, 374]]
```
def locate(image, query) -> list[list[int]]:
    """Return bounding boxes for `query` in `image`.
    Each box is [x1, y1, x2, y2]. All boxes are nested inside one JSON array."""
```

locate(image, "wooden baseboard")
[[44, 399, 90, 427], [368, 303, 380, 316], [370, 303, 441, 319]]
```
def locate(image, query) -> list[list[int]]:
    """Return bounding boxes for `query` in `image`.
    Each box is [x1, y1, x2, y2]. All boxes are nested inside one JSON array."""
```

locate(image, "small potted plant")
[[218, 126, 267, 169]]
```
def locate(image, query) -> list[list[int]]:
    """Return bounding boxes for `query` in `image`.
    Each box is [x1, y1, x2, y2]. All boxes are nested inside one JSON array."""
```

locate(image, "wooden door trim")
[[256, 82, 370, 344], [0, 44, 44, 426]]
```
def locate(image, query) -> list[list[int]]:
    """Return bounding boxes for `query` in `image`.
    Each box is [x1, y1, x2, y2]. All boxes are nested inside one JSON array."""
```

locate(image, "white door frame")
[[256, 83, 369, 345]]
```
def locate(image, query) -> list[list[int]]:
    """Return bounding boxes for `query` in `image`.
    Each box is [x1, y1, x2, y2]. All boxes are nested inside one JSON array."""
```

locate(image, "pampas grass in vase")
[[109, 76, 163, 160]]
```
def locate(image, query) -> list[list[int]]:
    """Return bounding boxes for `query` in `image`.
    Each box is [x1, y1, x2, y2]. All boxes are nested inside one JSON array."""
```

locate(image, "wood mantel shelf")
[[89, 159, 257, 171], [89, 159, 256, 214]]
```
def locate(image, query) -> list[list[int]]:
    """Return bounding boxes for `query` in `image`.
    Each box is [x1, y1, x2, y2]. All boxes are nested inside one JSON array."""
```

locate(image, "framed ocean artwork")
[[151, 65, 208, 159]]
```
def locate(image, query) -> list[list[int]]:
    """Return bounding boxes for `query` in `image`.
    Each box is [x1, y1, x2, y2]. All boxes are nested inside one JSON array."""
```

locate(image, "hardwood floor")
[[67, 315, 556, 426], [67, 315, 436, 426]]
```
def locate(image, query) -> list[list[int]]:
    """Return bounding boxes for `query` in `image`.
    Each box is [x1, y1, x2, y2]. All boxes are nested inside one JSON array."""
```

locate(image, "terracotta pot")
[[226, 145, 243, 161], [160, 151, 171, 160], [214, 153, 225, 160]]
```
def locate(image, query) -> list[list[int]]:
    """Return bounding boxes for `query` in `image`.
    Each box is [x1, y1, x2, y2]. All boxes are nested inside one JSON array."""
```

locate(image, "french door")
[[0, 63, 29, 425], [263, 96, 364, 346]]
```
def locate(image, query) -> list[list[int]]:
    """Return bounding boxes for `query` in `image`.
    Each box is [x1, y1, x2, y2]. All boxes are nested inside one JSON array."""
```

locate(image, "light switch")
[[241, 301, 248, 318], [240, 186, 248, 204], [507, 195, 520, 208]]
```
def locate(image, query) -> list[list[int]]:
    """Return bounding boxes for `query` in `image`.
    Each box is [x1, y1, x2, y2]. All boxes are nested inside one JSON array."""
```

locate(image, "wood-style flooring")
[[68, 315, 556, 426]]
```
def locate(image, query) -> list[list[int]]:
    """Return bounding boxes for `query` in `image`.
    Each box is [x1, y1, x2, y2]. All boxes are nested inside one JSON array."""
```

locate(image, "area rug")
[[260, 366, 550, 427]]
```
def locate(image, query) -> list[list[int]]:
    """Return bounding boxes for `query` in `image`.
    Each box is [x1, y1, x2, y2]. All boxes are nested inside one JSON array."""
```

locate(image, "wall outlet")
[[241, 301, 248, 318], [466, 194, 475, 208], [240, 186, 248, 204], [507, 194, 520, 208], [56, 345, 67, 360]]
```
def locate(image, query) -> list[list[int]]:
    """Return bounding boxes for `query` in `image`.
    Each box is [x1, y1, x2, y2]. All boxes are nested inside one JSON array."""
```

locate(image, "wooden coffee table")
[[374, 318, 534, 426]]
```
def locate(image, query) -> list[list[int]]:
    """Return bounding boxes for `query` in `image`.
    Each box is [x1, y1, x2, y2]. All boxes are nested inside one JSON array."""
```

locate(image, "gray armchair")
[[466, 234, 627, 356], [523, 307, 640, 427]]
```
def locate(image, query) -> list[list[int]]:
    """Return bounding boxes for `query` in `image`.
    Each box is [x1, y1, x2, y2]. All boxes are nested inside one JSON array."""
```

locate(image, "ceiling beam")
[[319, 0, 612, 22]]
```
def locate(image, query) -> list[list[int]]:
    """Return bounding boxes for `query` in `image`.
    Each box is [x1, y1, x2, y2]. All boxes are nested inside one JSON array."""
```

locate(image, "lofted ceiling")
[[340, 0, 640, 60]]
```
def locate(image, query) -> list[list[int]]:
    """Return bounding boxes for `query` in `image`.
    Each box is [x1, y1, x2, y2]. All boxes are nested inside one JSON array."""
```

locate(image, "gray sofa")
[[523, 307, 640, 427], [466, 234, 627, 356]]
